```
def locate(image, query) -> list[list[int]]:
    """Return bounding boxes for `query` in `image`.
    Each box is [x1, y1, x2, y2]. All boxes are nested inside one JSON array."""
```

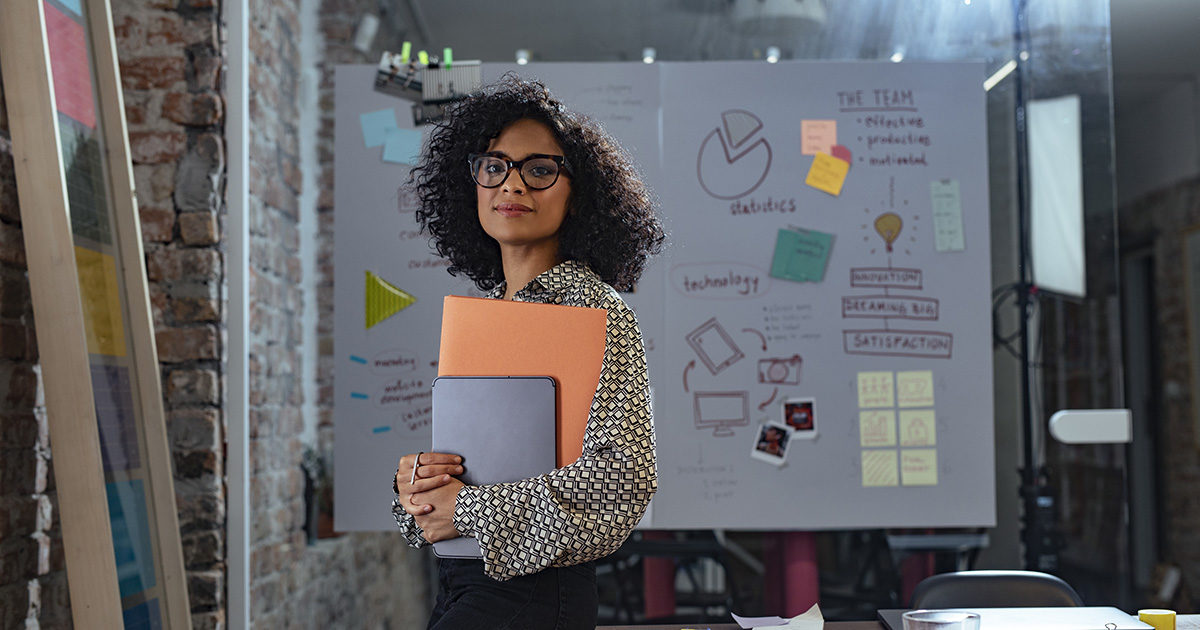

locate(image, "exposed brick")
[[155, 325, 218, 362], [167, 368, 218, 405], [174, 449, 218, 477], [175, 133, 223, 214], [179, 212, 219, 245], [187, 49, 223, 92], [121, 57, 187, 90], [113, 13, 186, 56], [2, 364, 40, 411], [139, 204, 176, 243], [183, 530, 223, 569], [0, 448, 36, 495], [147, 247, 220, 283], [134, 163, 178, 204], [172, 296, 220, 323], [0, 581, 30, 630], [188, 569, 223, 612], [0, 321, 34, 360], [130, 130, 187, 164], [0, 496, 36, 540], [168, 407, 220, 452], [0, 221, 26, 268], [163, 91, 223, 127]]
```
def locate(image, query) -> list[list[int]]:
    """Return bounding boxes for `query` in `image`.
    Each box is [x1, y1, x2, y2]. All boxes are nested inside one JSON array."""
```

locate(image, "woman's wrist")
[[452, 485, 480, 538]]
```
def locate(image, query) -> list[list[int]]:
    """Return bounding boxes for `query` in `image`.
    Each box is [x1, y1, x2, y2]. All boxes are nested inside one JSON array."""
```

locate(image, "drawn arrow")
[[758, 387, 779, 411], [742, 327, 767, 351], [683, 360, 695, 393]]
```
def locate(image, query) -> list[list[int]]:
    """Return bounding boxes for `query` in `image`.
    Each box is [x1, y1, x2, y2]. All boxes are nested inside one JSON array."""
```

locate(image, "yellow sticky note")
[[901, 449, 938, 486], [897, 370, 935, 407], [860, 410, 897, 447], [857, 371, 894, 408], [801, 119, 837, 155], [862, 450, 898, 487], [900, 409, 936, 446], [805, 153, 850, 196], [74, 246, 126, 357]]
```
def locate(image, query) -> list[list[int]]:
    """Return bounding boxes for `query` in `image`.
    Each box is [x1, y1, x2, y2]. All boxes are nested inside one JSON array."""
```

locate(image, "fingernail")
[[443, 474, 450, 481], [455, 456, 462, 463], [455, 466, 463, 473], [424, 506, 432, 513]]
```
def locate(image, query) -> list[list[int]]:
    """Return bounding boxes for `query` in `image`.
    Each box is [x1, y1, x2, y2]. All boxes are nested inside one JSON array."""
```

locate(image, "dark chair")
[[910, 570, 1084, 609]]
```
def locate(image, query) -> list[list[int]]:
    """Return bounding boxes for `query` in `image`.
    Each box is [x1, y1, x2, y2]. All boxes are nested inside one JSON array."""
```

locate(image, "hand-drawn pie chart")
[[696, 109, 773, 200]]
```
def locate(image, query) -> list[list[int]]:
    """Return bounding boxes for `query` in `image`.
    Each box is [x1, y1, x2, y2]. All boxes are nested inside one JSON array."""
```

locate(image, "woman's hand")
[[395, 452, 463, 517], [412, 477, 466, 542]]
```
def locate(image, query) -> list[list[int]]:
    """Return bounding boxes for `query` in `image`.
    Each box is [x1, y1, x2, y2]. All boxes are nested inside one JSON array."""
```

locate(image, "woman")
[[392, 76, 665, 629]]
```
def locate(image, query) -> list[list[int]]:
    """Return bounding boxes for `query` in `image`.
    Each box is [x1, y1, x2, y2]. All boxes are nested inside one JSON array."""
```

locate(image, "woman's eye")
[[484, 162, 506, 174], [528, 165, 553, 178]]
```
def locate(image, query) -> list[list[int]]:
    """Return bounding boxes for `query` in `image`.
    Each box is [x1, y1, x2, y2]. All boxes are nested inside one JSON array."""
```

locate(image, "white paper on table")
[[1178, 614, 1200, 629], [733, 603, 824, 629]]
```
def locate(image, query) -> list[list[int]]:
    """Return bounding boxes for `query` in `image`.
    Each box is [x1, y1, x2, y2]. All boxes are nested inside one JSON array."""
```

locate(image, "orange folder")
[[438, 295, 607, 467]]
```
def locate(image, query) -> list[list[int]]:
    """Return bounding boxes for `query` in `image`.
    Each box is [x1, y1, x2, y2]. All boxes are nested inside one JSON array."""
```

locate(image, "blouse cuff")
[[392, 496, 430, 547], [453, 485, 481, 538]]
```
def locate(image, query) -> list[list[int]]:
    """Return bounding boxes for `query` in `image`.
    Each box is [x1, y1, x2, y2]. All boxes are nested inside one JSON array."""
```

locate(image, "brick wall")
[[1121, 177, 1200, 595], [0, 61, 69, 630], [246, 0, 430, 626], [111, 1, 228, 627]]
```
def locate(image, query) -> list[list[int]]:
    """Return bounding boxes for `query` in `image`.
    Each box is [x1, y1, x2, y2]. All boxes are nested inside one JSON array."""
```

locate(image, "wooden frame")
[[0, 1, 190, 627]]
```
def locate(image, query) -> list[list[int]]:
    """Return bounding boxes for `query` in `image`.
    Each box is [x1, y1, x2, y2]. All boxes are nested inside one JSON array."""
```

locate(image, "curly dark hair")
[[409, 75, 664, 292]]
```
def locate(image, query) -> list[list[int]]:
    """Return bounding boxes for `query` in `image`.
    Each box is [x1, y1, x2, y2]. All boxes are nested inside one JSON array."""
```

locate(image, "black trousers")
[[427, 558, 598, 630]]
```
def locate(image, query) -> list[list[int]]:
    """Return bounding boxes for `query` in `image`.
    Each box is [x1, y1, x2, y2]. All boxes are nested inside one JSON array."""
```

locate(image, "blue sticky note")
[[123, 598, 163, 630], [360, 109, 398, 148], [382, 128, 423, 165], [770, 228, 834, 283], [105, 479, 157, 598]]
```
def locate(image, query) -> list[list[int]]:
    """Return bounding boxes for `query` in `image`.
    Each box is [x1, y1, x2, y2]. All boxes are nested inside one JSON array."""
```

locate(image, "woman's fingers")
[[407, 474, 454, 494], [414, 463, 464, 478]]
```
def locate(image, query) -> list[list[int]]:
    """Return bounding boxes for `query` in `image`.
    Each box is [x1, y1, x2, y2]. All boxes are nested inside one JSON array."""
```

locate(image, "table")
[[599, 623, 881, 629]]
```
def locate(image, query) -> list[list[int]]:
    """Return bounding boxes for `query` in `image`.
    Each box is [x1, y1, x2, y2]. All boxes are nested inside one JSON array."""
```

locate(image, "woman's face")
[[476, 118, 572, 255]]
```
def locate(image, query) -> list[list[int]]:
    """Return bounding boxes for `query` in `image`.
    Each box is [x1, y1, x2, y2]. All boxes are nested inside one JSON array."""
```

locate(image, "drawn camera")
[[757, 355, 802, 385]]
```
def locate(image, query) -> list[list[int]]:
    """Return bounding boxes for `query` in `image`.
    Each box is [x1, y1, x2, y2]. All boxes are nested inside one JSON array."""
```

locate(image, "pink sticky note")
[[831, 144, 852, 163], [801, 120, 837, 155]]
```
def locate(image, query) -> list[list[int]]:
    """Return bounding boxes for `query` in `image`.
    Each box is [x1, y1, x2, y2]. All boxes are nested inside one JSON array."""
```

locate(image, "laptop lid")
[[429, 376, 557, 559]]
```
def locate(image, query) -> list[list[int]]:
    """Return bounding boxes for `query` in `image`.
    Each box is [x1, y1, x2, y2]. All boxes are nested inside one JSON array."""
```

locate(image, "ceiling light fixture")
[[983, 59, 1018, 91], [643, 47, 656, 64], [515, 49, 530, 65], [766, 46, 781, 63]]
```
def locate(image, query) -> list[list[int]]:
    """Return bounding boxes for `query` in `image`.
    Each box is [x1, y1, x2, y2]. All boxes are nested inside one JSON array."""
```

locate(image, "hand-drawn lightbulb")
[[874, 213, 903, 252]]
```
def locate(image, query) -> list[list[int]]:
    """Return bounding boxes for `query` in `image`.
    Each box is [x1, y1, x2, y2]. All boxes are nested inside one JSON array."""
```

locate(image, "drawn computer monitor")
[[694, 391, 750, 437]]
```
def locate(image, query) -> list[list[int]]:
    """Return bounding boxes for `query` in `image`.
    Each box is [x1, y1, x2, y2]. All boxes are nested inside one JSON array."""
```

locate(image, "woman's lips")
[[495, 203, 533, 217]]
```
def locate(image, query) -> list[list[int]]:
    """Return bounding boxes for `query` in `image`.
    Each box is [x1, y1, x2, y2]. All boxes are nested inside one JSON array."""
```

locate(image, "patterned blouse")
[[392, 260, 658, 581]]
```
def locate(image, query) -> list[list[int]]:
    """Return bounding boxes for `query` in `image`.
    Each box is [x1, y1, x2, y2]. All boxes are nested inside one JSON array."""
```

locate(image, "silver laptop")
[[430, 376, 557, 559]]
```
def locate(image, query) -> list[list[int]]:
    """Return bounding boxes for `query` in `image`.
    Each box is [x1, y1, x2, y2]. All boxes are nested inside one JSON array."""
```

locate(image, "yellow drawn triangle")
[[365, 270, 416, 329]]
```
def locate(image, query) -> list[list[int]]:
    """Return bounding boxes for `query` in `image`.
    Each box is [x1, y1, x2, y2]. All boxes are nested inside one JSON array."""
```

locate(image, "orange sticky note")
[[801, 119, 837, 155], [805, 153, 850, 196], [438, 295, 608, 467]]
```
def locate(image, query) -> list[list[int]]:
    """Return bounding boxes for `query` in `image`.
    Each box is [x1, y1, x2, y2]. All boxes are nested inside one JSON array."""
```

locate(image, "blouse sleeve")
[[392, 495, 431, 548], [451, 294, 658, 581]]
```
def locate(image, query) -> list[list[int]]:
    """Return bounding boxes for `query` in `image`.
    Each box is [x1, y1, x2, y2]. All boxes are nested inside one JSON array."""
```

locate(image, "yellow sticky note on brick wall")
[[805, 153, 850, 196]]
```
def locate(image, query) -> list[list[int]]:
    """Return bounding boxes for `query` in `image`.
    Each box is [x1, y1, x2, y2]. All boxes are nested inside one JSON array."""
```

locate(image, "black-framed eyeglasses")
[[468, 153, 571, 190]]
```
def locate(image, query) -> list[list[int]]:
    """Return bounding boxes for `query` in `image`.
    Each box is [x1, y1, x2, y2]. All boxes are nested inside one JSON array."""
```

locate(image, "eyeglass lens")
[[471, 156, 561, 189]]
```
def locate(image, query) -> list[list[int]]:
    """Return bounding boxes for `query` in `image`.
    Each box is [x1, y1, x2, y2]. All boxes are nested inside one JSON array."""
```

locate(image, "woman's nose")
[[502, 168, 526, 194]]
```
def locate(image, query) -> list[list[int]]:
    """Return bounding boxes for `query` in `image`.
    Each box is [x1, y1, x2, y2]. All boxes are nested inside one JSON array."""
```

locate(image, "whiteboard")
[[333, 61, 995, 531]]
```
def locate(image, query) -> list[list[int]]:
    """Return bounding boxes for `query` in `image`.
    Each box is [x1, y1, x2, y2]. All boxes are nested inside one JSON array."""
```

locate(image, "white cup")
[[902, 610, 982, 630]]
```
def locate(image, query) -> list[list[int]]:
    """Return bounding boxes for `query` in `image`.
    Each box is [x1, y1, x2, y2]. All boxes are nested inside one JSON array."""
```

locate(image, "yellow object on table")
[[1140, 609, 1176, 630]]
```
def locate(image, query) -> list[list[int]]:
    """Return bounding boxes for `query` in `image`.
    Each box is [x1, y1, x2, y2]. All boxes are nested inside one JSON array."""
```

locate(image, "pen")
[[410, 452, 423, 486]]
